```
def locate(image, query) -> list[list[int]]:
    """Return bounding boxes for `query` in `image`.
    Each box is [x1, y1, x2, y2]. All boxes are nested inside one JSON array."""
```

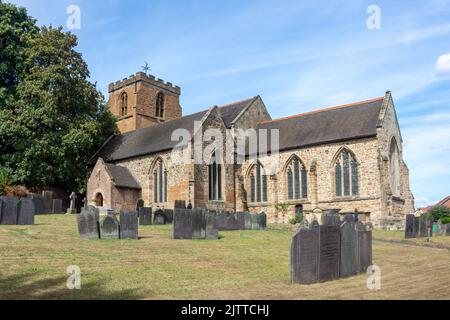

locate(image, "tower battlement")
[[108, 72, 181, 95]]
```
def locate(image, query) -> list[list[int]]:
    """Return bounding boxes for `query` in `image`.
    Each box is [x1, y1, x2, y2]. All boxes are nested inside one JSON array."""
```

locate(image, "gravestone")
[[77, 209, 100, 239], [17, 198, 35, 225], [260, 212, 267, 229], [192, 208, 206, 239], [164, 209, 174, 224], [244, 212, 252, 230], [322, 211, 341, 226], [419, 215, 432, 238], [139, 207, 152, 225], [31, 194, 45, 215], [357, 222, 372, 273], [215, 212, 226, 230], [319, 225, 340, 282], [446, 224, 450, 236], [119, 211, 139, 240], [42, 191, 53, 213], [0, 196, 19, 225], [343, 213, 355, 224], [187, 202, 193, 210], [414, 216, 420, 237], [405, 214, 416, 239], [0, 198, 3, 222], [173, 209, 193, 239], [236, 212, 246, 230], [174, 200, 186, 209], [291, 220, 319, 284], [153, 210, 166, 225], [100, 214, 120, 239], [67, 192, 77, 214], [434, 220, 445, 237], [135, 199, 144, 211], [340, 221, 358, 277], [205, 211, 218, 240], [52, 199, 63, 214]]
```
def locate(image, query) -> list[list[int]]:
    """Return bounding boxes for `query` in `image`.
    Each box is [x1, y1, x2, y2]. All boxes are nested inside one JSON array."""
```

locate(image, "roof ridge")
[[218, 96, 256, 109], [259, 96, 385, 125]]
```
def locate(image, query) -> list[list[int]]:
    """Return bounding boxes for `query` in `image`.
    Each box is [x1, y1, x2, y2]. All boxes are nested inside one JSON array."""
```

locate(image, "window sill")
[[248, 202, 270, 208], [285, 199, 309, 205], [332, 196, 361, 202]]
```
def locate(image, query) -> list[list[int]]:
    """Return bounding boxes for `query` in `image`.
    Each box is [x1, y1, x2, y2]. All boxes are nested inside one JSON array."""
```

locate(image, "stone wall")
[[86, 159, 113, 208]]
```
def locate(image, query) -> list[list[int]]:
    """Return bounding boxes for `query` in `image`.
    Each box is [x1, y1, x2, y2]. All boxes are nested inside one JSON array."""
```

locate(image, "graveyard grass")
[[1, 215, 450, 300]]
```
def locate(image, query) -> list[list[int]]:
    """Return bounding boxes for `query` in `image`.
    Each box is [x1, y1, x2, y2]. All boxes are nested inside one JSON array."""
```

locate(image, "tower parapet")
[[108, 72, 181, 95]]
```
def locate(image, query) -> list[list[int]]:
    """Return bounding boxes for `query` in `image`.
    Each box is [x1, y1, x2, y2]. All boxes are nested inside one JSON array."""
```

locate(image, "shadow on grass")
[[0, 272, 146, 300]]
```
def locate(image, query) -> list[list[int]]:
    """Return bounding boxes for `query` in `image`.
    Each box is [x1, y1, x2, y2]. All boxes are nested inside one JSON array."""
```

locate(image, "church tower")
[[107, 72, 182, 134]]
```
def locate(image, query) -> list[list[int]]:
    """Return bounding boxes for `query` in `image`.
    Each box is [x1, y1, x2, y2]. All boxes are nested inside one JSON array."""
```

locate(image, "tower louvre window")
[[156, 92, 165, 118]]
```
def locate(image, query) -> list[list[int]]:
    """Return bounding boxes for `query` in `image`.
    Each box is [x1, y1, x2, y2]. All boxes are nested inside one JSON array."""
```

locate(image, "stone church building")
[[87, 72, 415, 227]]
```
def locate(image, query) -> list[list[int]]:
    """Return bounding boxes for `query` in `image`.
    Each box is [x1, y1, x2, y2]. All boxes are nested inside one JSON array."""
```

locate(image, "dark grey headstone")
[[236, 212, 246, 230], [135, 199, 144, 211], [174, 200, 186, 209], [414, 216, 420, 237], [153, 210, 166, 225], [319, 225, 340, 282], [120, 211, 139, 240], [215, 212, 226, 230], [291, 221, 319, 284], [0, 198, 2, 222], [205, 211, 218, 240], [0, 196, 19, 225], [52, 199, 63, 214], [187, 202, 193, 210], [139, 207, 152, 225], [31, 194, 45, 215], [164, 209, 174, 224], [343, 213, 355, 224], [340, 221, 358, 277], [173, 208, 193, 239], [405, 214, 416, 239], [77, 209, 100, 239], [259, 212, 267, 229], [244, 212, 252, 230], [17, 198, 35, 225], [192, 208, 206, 239], [42, 191, 53, 213], [357, 222, 372, 273], [419, 215, 433, 238], [322, 211, 341, 226], [100, 215, 120, 239], [224, 212, 239, 231]]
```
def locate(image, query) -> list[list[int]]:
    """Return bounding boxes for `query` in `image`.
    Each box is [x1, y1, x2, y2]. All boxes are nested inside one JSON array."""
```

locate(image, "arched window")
[[286, 156, 308, 200], [334, 149, 358, 197], [389, 138, 401, 197], [120, 92, 128, 116], [248, 162, 268, 203], [208, 152, 223, 201], [156, 92, 165, 118], [153, 159, 167, 203]]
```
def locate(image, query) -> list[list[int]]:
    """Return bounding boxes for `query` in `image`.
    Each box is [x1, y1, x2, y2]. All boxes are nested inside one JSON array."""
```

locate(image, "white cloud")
[[436, 53, 450, 75]]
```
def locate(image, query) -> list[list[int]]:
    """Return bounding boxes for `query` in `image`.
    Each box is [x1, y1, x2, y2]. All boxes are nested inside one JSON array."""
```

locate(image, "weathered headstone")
[[139, 207, 152, 225], [67, 192, 77, 214], [135, 199, 144, 211], [236, 212, 246, 230], [0, 198, 3, 222], [52, 199, 63, 214], [100, 214, 120, 239], [42, 191, 53, 213], [259, 212, 267, 229], [357, 222, 372, 273], [17, 198, 35, 225], [174, 200, 186, 209], [119, 211, 139, 240], [187, 202, 193, 210], [434, 220, 445, 237], [164, 209, 174, 224], [77, 209, 100, 239], [291, 220, 319, 284], [0, 196, 19, 225], [244, 212, 252, 230], [173, 208, 193, 239], [319, 225, 340, 282], [405, 214, 416, 239], [153, 210, 166, 225], [343, 213, 355, 224], [192, 208, 206, 239], [414, 216, 420, 237], [30, 194, 45, 215], [205, 211, 218, 240], [340, 221, 358, 277], [419, 215, 432, 238], [322, 211, 341, 226]]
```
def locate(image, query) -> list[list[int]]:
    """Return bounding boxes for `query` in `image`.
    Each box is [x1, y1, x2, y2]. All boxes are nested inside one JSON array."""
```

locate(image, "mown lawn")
[[0, 215, 449, 300]]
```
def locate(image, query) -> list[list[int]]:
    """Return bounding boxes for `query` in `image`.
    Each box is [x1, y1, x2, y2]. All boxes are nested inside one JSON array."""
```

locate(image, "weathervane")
[[142, 62, 151, 74]]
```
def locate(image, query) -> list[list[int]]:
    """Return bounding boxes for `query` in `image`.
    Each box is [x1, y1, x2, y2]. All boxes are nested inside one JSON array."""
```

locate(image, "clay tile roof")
[[105, 163, 141, 189], [437, 196, 450, 208], [251, 97, 385, 154]]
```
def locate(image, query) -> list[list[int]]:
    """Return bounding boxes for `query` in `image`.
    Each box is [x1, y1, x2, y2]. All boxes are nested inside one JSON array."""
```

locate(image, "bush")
[[4, 185, 28, 198], [290, 213, 304, 225], [0, 167, 11, 195], [429, 206, 450, 223]]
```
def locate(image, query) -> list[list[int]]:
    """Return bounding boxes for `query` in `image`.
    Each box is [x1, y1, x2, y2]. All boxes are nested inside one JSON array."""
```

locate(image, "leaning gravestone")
[[340, 221, 358, 278], [173, 209, 193, 239], [0, 196, 19, 225], [139, 207, 152, 225], [77, 209, 100, 239], [357, 222, 372, 273], [319, 224, 340, 282], [119, 211, 139, 240], [405, 214, 416, 239], [100, 214, 120, 239], [31, 194, 45, 215], [291, 220, 319, 284], [205, 211, 219, 240], [192, 208, 206, 239], [17, 198, 35, 225], [52, 199, 63, 214], [42, 191, 53, 213]]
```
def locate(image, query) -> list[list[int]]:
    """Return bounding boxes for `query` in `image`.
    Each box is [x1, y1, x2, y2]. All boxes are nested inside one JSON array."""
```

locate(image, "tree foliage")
[[429, 206, 450, 224], [0, 4, 117, 192]]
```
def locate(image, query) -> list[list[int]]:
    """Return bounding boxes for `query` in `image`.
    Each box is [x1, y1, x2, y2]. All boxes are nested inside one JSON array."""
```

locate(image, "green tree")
[[429, 206, 450, 223], [0, 25, 117, 191], [0, 2, 38, 109]]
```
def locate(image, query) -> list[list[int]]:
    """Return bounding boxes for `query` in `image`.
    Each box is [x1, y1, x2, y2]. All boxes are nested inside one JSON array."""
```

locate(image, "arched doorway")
[[95, 193, 104, 207]]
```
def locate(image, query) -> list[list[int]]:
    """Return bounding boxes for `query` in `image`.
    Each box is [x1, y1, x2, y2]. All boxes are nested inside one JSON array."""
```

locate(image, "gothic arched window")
[[249, 162, 268, 203], [120, 92, 128, 116], [286, 156, 308, 200], [208, 152, 223, 201], [389, 138, 401, 197], [334, 149, 358, 197], [153, 159, 167, 203], [156, 92, 165, 118]]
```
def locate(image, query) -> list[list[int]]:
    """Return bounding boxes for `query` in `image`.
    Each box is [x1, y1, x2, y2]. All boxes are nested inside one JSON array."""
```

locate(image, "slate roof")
[[249, 97, 385, 155], [88, 97, 257, 164], [105, 163, 141, 189]]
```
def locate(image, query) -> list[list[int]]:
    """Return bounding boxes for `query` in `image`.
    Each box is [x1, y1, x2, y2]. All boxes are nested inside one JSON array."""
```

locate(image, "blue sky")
[[8, 0, 450, 208]]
